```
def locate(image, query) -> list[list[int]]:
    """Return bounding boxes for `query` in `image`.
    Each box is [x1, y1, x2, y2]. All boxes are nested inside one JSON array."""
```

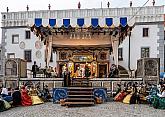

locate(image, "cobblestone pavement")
[[0, 102, 165, 117]]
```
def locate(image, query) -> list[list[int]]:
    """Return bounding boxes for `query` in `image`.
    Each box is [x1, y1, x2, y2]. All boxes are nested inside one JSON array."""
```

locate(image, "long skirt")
[[152, 96, 165, 109], [123, 93, 133, 104], [3, 100, 11, 109], [21, 95, 32, 106], [114, 92, 127, 102], [31, 96, 44, 105]]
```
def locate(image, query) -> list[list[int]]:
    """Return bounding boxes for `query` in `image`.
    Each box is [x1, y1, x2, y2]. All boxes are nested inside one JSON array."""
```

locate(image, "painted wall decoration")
[[52, 87, 107, 103], [35, 40, 43, 49], [36, 50, 42, 59], [19, 41, 25, 49], [53, 88, 68, 103]]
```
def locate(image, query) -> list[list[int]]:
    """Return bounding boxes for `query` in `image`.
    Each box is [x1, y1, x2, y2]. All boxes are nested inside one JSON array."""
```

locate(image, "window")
[[24, 50, 32, 62], [100, 52, 106, 60], [25, 30, 31, 39], [7, 53, 15, 58], [118, 48, 123, 60], [50, 52, 53, 62], [143, 28, 149, 37], [141, 47, 150, 58], [0, 50, 1, 60], [5, 60, 17, 76], [12, 34, 19, 44], [60, 52, 66, 60]]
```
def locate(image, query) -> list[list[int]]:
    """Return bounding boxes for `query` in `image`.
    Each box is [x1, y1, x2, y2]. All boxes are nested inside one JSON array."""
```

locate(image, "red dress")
[[114, 91, 127, 102], [21, 89, 32, 106]]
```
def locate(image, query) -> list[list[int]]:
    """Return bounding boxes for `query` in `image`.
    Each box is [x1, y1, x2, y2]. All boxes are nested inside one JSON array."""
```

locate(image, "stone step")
[[68, 95, 93, 97], [65, 102, 95, 105], [68, 87, 93, 90], [68, 91, 93, 94], [66, 98, 94, 101]]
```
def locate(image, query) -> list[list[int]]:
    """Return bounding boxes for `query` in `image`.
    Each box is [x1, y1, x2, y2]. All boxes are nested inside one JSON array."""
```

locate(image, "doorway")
[[99, 64, 107, 78]]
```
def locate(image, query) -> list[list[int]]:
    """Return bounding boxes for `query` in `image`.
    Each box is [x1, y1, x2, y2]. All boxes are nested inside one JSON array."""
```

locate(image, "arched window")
[[5, 60, 17, 76]]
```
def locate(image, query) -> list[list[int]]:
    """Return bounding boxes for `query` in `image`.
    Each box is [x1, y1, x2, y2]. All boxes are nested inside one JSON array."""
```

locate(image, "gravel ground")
[[0, 102, 165, 117]]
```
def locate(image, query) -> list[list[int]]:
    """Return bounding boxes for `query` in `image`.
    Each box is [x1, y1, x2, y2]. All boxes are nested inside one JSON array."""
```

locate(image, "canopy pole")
[[46, 35, 53, 67], [112, 36, 119, 68]]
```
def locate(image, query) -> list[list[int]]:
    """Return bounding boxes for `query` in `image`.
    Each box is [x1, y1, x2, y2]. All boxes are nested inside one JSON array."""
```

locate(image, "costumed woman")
[[114, 84, 127, 102], [21, 86, 32, 106], [29, 86, 44, 105], [152, 86, 165, 109], [0, 97, 11, 112], [123, 84, 138, 104], [43, 85, 51, 102], [146, 85, 159, 105]]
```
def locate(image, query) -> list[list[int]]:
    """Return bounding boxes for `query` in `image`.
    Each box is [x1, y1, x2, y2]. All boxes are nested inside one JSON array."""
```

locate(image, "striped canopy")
[[29, 17, 132, 28]]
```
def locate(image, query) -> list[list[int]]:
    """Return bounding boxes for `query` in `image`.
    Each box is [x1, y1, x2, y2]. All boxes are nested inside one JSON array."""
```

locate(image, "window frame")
[[0, 50, 1, 60], [143, 28, 149, 37], [25, 30, 31, 39], [50, 52, 53, 62], [7, 53, 15, 58], [118, 48, 123, 61], [141, 47, 150, 58], [24, 50, 32, 62], [12, 34, 19, 44]]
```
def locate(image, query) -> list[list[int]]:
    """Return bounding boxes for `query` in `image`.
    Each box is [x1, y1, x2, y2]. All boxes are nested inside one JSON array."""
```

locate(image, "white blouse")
[[157, 91, 165, 98]]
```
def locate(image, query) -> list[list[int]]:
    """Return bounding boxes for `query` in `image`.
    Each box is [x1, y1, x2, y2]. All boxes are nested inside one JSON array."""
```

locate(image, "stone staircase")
[[118, 65, 129, 78], [64, 87, 95, 107], [71, 78, 92, 87]]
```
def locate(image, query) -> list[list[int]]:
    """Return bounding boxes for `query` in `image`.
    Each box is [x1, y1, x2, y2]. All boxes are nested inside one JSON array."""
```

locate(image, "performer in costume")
[[21, 86, 32, 106], [123, 84, 138, 104], [152, 86, 165, 109], [114, 90, 127, 102], [29, 86, 44, 105], [0, 98, 11, 112]]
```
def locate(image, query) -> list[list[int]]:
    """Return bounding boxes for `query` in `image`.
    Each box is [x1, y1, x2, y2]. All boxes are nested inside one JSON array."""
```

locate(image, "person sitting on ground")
[[114, 84, 121, 97], [12, 87, 21, 106], [157, 86, 165, 98], [21, 85, 32, 106], [0, 97, 11, 112], [152, 86, 165, 109], [146, 84, 159, 104], [43, 85, 51, 102], [1, 87, 13, 103], [29, 86, 44, 105]]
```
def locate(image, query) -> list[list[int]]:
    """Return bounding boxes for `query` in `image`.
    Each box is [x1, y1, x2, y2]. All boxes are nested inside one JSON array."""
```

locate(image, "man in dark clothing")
[[32, 61, 38, 78], [12, 87, 21, 106]]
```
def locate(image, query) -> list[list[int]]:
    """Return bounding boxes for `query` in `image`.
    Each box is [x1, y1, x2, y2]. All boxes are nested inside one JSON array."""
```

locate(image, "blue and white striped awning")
[[29, 17, 133, 28]]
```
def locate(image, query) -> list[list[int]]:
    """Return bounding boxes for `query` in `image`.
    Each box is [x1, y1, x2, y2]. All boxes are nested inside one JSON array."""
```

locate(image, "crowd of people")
[[113, 81, 165, 109], [0, 85, 51, 112]]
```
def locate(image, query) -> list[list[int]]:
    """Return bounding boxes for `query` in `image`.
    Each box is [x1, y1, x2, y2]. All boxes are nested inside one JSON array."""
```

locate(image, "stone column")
[[46, 35, 53, 67], [112, 37, 119, 68]]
